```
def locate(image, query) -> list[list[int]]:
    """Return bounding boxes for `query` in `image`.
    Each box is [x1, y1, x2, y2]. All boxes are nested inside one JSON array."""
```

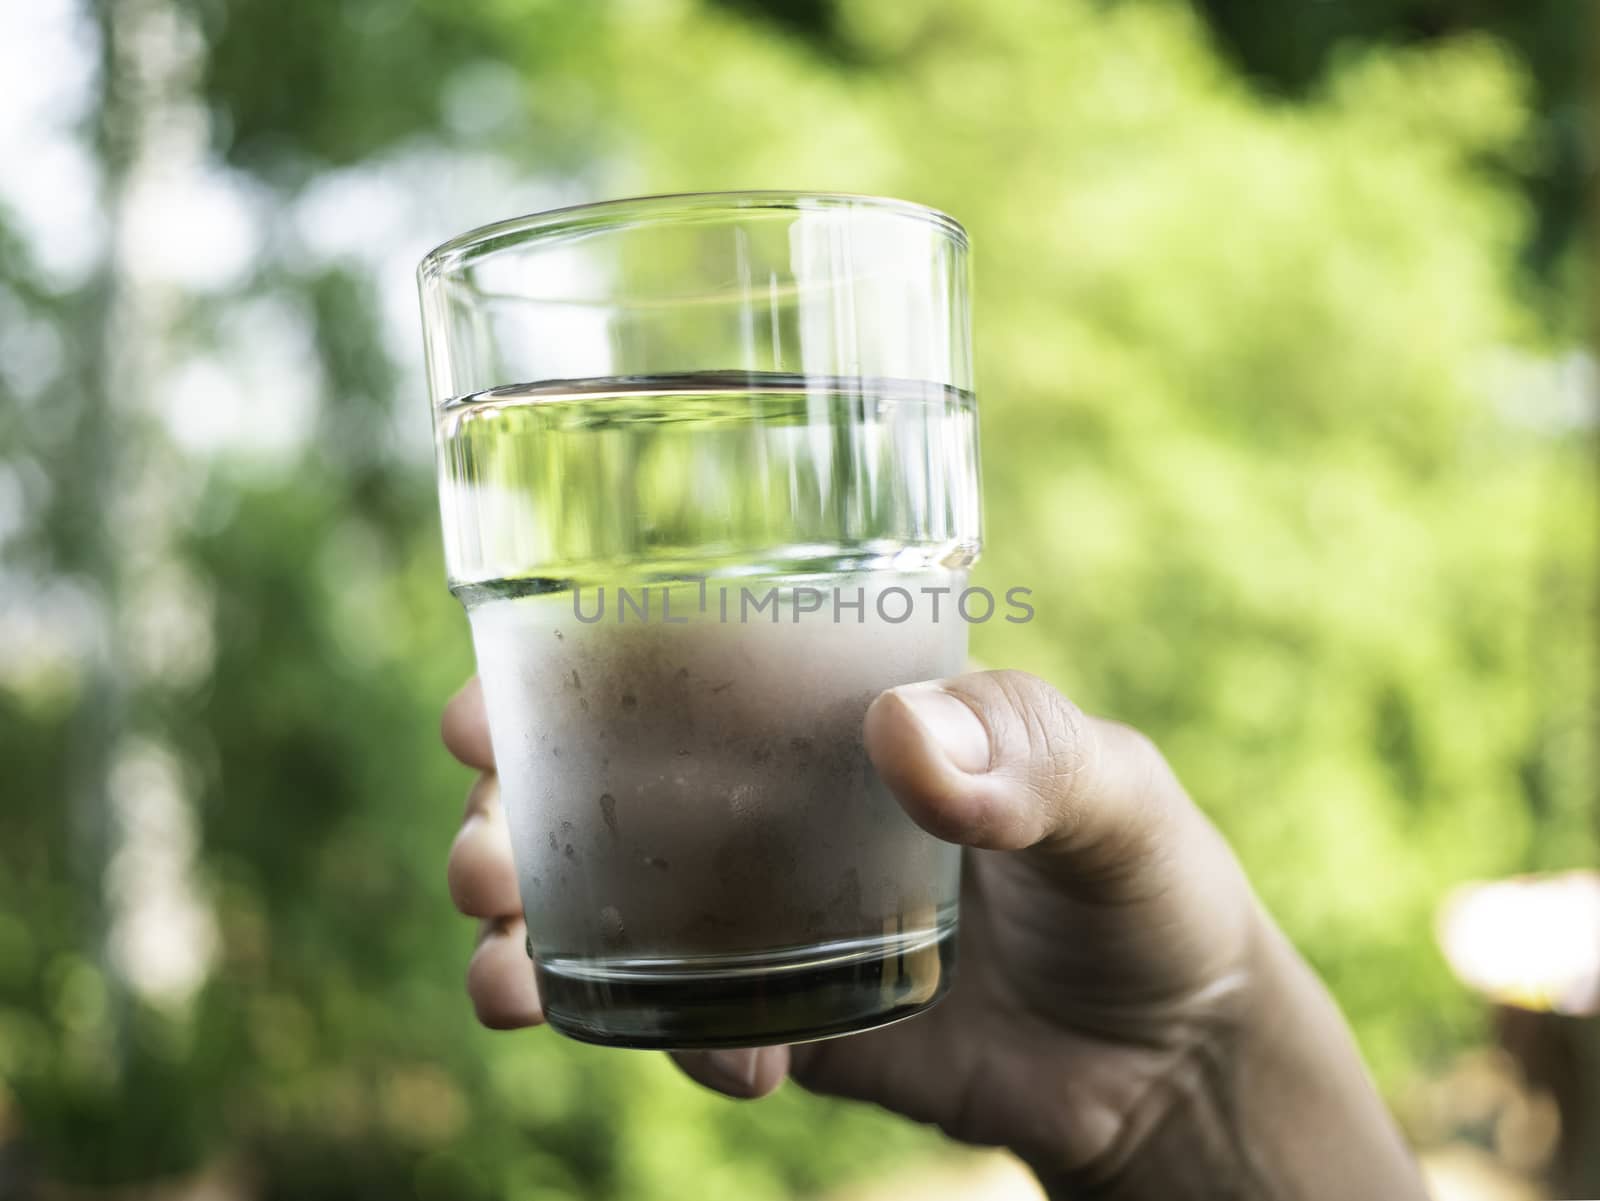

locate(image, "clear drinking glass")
[[418, 192, 981, 1048]]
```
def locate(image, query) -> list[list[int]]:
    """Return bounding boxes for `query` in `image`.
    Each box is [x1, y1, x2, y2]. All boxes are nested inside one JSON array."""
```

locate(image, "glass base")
[[536, 924, 956, 1049]]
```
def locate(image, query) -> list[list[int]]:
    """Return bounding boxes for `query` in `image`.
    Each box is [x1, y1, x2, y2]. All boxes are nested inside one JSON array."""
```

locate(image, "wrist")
[[1023, 908, 1274, 1200], [1024, 911, 1427, 1201]]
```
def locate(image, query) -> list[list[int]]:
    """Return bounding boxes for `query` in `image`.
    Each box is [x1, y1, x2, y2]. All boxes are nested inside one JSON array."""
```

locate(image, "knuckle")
[[467, 924, 538, 1030], [992, 671, 1094, 818], [462, 773, 498, 820], [446, 867, 470, 913], [447, 829, 490, 913]]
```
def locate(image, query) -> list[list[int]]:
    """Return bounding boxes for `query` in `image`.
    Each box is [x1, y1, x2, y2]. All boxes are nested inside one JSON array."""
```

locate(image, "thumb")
[[863, 670, 1187, 899]]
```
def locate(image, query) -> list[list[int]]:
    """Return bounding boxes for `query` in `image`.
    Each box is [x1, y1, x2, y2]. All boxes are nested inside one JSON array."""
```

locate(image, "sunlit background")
[[0, 0, 1593, 1198]]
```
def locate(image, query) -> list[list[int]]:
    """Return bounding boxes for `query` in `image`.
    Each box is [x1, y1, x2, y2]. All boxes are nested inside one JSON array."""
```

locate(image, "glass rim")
[[417, 190, 969, 283]]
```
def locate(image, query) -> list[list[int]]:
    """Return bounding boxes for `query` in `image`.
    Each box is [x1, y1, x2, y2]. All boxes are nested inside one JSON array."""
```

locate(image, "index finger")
[[442, 677, 496, 770]]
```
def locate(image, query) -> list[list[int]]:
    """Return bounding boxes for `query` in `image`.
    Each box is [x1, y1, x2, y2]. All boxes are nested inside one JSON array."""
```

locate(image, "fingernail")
[[704, 1048, 760, 1091], [895, 685, 991, 773]]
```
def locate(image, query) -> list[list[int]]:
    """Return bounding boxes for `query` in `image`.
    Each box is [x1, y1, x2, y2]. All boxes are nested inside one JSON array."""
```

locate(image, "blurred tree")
[[704, 0, 1591, 275], [1185, 0, 1589, 275]]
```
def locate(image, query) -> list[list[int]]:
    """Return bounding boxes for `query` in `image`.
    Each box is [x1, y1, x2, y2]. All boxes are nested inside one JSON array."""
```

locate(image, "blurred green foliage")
[[710, 0, 1591, 276], [0, 0, 1592, 1197]]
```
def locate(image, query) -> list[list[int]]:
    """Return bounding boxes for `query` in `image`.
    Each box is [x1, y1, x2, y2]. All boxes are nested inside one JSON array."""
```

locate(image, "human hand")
[[444, 670, 1425, 1199]]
